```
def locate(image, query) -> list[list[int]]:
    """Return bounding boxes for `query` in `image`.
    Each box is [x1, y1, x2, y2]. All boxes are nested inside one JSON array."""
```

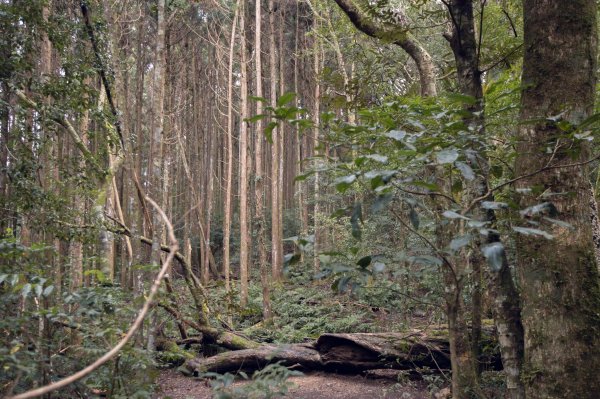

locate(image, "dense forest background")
[[1, 0, 600, 398]]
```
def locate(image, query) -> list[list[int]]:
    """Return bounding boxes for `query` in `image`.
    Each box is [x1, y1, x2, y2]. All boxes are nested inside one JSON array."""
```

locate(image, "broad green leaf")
[[542, 217, 573, 230], [357, 256, 372, 268], [283, 235, 299, 243], [284, 253, 301, 266], [481, 201, 508, 210], [410, 255, 443, 267], [249, 96, 268, 103], [43, 285, 54, 297], [467, 220, 488, 228], [436, 149, 459, 164], [21, 283, 31, 298], [442, 210, 470, 220], [245, 114, 266, 123], [385, 130, 406, 141], [276, 92, 296, 107], [450, 234, 472, 251], [364, 154, 388, 163], [519, 202, 557, 218], [513, 226, 554, 240], [373, 262, 386, 273], [409, 207, 420, 230], [318, 255, 332, 266], [295, 171, 315, 181], [482, 242, 504, 272], [577, 112, 600, 130], [455, 161, 475, 180], [371, 194, 393, 213], [350, 203, 362, 240], [332, 275, 351, 293], [447, 93, 477, 105], [335, 175, 357, 193], [412, 181, 440, 192], [264, 121, 278, 143]]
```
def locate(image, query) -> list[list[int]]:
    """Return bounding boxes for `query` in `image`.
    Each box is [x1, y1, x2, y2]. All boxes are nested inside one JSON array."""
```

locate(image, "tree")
[[255, 0, 272, 322], [332, 0, 437, 97], [239, 0, 251, 307], [515, 1, 600, 397], [270, 0, 284, 282]]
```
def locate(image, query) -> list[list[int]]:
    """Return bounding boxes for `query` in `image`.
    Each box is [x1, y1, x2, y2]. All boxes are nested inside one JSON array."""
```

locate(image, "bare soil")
[[153, 369, 436, 399]]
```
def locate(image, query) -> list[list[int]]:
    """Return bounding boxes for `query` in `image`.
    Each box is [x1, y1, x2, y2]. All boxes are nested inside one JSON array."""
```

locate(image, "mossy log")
[[182, 330, 501, 376]]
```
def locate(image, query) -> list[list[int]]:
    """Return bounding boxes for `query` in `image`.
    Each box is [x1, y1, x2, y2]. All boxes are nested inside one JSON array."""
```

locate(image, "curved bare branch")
[[332, 0, 437, 97]]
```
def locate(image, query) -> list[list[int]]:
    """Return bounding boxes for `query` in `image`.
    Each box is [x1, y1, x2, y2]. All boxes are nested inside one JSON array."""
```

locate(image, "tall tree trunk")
[[312, 42, 321, 273], [443, 2, 483, 397], [277, 5, 285, 276], [444, 2, 525, 397], [150, 0, 166, 269], [0, 82, 9, 232], [223, 0, 240, 311], [148, 0, 166, 352], [255, 0, 272, 322], [269, 0, 283, 281], [516, 1, 600, 397], [239, 0, 251, 307]]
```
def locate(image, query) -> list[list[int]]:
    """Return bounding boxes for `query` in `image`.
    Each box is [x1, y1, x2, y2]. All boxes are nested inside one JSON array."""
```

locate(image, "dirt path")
[[153, 369, 436, 399]]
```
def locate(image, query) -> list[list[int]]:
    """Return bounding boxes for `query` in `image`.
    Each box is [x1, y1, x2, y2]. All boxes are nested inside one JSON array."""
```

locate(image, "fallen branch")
[[107, 216, 258, 350]]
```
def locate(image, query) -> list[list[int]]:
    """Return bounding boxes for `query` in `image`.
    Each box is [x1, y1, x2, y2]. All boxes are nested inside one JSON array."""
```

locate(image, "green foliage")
[[203, 362, 303, 399], [0, 236, 157, 397]]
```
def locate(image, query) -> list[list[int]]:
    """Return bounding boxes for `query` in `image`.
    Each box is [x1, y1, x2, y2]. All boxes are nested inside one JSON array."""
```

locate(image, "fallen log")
[[183, 343, 321, 375], [182, 330, 501, 376]]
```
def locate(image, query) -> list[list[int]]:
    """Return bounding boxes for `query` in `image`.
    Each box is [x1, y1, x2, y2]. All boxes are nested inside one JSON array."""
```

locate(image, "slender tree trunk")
[[147, 0, 166, 352], [269, 0, 283, 281], [312, 42, 321, 273], [0, 82, 9, 232], [255, 0, 272, 322], [293, 5, 308, 256], [516, 1, 600, 397], [239, 0, 251, 307], [223, 0, 240, 312], [443, 2, 483, 397], [442, 2, 526, 397], [277, 4, 285, 276]]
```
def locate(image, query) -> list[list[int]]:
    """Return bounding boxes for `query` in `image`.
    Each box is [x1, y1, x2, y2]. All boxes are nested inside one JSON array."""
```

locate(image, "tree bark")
[[183, 330, 501, 376], [239, 0, 251, 307], [444, 2, 525, 397], [254, 0, 272, 322], [516, 1, 600, 397], [269, 0, 283, 282], [312, 40, 322, 273], [223, 0, 241, 311], [332, 0, 437, 97]]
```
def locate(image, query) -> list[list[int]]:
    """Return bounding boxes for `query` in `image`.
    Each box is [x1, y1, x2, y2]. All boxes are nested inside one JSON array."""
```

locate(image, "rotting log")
[[182, 330, 501, 376], [182, 343, 322, 375]]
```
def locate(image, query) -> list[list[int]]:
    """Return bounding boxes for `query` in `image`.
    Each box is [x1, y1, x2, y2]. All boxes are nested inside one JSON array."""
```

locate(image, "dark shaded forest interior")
[[1, 0, 600, 398]]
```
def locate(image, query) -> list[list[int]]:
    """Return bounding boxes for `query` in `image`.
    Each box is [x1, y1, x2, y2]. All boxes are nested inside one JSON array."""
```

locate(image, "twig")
[[465, 151, 600, 213], [389, 208, 459, 288], [9, 197, 178, 399], [80, 1, 125, 150]]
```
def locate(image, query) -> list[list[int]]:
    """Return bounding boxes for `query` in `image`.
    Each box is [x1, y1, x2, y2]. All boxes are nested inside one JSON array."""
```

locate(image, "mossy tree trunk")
[[516, 1, 600, 397], [444, 2, 525, 397]]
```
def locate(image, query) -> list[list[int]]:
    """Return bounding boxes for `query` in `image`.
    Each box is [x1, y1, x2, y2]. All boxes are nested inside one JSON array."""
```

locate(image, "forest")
[[1, 0, 600, 398]]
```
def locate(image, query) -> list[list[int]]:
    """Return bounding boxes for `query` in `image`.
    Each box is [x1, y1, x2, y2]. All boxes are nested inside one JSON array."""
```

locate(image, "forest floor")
[[153, 368, 437, 399]]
